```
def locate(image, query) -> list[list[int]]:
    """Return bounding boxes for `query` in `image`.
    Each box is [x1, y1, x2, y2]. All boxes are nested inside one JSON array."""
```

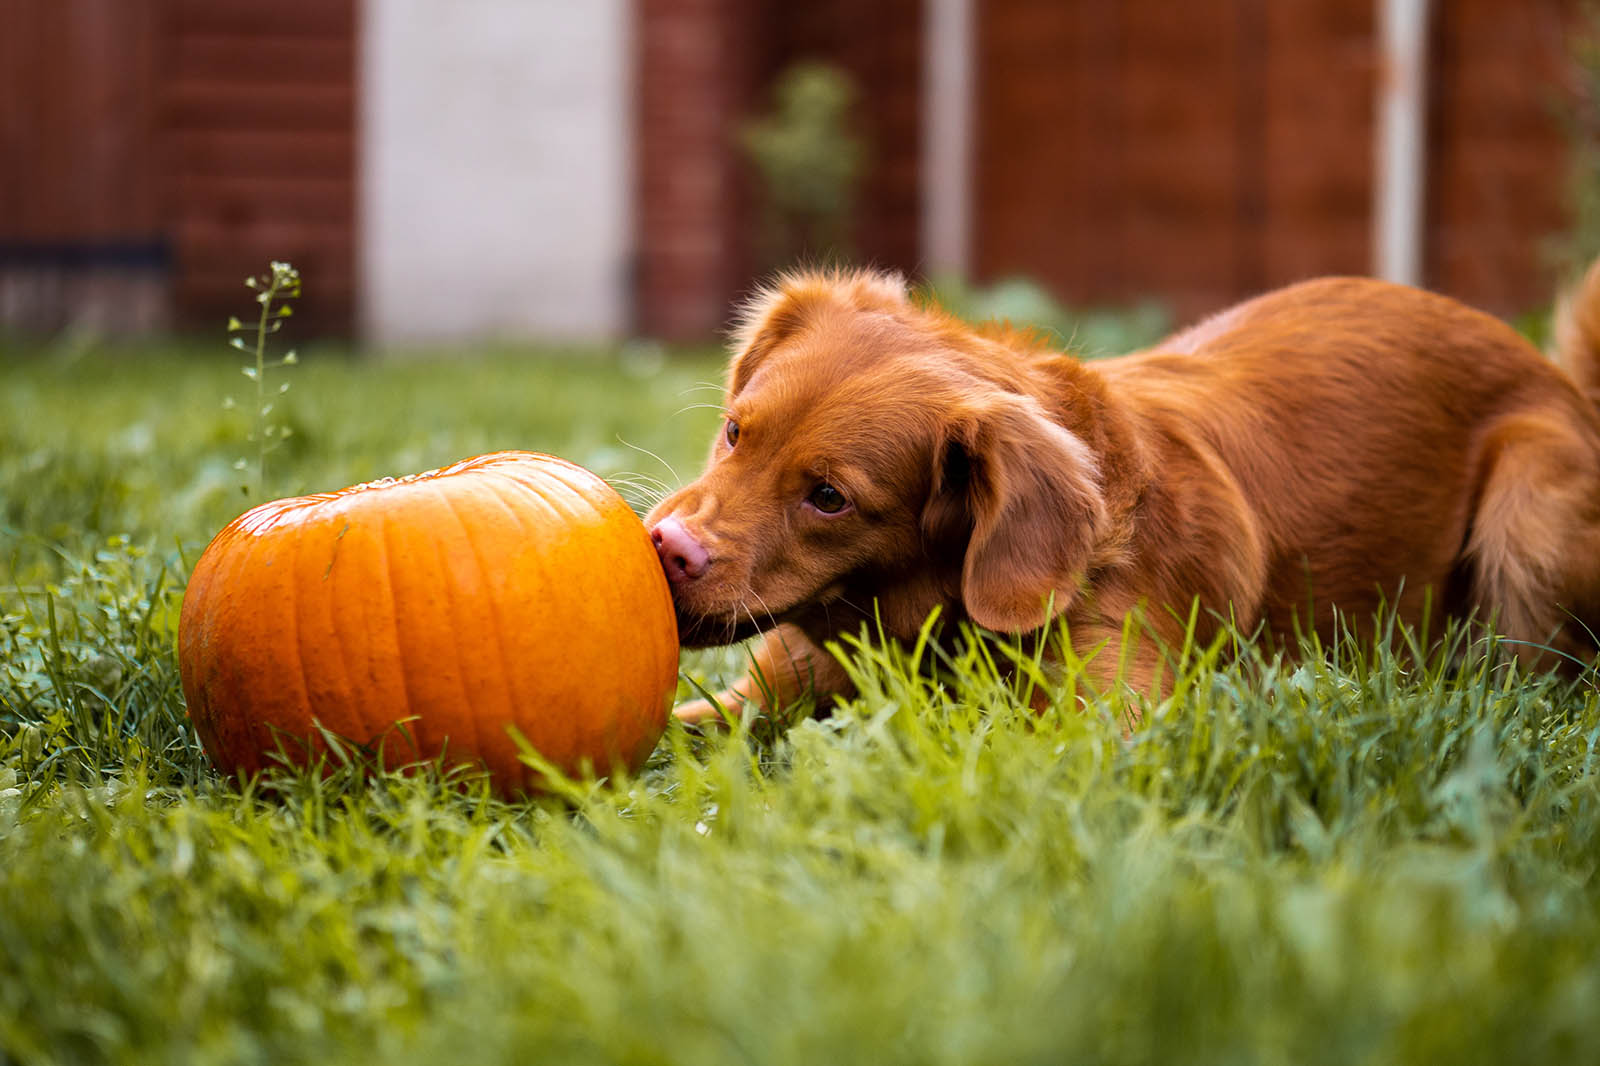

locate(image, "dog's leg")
[[675, 623, 855, 726], [1059, 620, 1175, 728], [1466, 411, 1600, 672]]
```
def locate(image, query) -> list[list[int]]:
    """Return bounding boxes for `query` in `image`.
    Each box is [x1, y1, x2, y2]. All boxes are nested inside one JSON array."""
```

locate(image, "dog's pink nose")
[[650, 517, 709, 585]]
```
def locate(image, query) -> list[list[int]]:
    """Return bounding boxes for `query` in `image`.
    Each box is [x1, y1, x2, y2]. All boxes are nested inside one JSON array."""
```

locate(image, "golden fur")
[[647, 266, 1600, 721]]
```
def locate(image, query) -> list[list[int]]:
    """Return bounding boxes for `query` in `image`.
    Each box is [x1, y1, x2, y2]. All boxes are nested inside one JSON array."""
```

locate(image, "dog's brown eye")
[[725, 419, 740, 448], [808, 482, 847, 514]]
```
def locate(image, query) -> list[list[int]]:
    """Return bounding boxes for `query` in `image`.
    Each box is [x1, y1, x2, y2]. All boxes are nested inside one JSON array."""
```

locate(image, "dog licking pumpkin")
[[648, 265, 1600, 722]]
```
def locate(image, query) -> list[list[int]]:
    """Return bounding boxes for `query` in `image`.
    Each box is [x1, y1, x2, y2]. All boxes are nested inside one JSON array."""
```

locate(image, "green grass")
[[3, 339, 1600, 1065]]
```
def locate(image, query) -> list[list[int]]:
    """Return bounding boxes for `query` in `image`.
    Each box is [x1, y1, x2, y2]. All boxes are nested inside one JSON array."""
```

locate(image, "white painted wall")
[[1373, 0, 1431, 288], [361, 0, 631, 343], [921, 0, 973, 278]]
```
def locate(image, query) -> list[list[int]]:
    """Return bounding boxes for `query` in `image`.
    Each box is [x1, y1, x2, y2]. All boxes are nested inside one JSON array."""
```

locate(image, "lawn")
[[3, 331, 1600, 1066]]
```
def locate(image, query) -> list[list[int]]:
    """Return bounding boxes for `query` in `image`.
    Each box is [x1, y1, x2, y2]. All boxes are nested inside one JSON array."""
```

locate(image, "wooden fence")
[[975, 0, 1574, 320], [0, 0, 356, 336]]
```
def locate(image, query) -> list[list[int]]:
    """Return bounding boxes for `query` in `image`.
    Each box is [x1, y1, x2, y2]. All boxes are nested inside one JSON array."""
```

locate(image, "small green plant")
[[225, 261, 301, 499], [741, 62, 865, 268]]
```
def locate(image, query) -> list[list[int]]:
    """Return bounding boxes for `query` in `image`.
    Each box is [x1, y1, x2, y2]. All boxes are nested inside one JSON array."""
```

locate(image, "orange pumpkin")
[[177, 451, 679, 795]]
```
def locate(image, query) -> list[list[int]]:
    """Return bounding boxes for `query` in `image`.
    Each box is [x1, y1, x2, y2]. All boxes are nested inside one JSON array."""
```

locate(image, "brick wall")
[[634, 0, 765, 342], [757, 0, 925, 272]]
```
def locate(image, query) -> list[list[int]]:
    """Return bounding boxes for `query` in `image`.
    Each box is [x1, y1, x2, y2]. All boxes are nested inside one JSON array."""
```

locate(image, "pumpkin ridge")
[[425, 481, 492, 779], [487, 462, 628, 767], [438, 481, 522, 776], [485, 468, 579, 763], [319, 503, 363, 754], [375, 507, 420, 766], [326, 504, 377, 756], [282, 515, 326, 771], [489, 466, 579, 528], [559, 471, 620, 524], [240, 519, 291, 773]]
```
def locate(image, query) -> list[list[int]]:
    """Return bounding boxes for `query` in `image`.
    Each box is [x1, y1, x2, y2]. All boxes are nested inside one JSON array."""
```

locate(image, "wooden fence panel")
[[976, 0, 1576, 320], [1, 0, 355, 336], [0, 0, 166, 333], [0, 0, 162, 242], [1427, 0, 1573, 312], [160, 0, 357, 335]]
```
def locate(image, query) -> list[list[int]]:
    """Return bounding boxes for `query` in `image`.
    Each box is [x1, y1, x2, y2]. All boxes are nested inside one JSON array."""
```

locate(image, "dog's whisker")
[[728, 598, 754, 646], [607, 471, 671, 493], [605, 474, 671, 512], [614, 437, 681, 488], [746, 587, 782, 634], [608, 474, 672, 501], [673, 402, 730, 419], [733, 588, 763, 637], [836, 594, 873, 619]]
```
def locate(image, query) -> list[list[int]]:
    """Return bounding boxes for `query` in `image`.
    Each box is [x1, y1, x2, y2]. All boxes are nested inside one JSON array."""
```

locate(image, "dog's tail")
[[1552, 258, 1600, 409]]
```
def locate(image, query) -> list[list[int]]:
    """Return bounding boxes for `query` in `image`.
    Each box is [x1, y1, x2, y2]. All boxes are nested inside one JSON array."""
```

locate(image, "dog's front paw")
[[672, 692, 749, 730]]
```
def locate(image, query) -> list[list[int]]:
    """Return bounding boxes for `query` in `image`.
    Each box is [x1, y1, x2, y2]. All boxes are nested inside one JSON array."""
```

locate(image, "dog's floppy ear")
[[927, 391, 1107, 632], [729, 282, 818, 397], [729, 270, 910, 396]]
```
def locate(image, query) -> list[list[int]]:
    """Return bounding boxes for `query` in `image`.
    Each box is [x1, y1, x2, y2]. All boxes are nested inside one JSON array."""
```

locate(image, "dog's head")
[[646, 269, 1108, 647]]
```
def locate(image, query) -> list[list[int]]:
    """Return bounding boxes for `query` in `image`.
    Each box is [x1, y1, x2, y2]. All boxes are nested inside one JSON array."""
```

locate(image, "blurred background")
[[0, 0, 1594, 351]]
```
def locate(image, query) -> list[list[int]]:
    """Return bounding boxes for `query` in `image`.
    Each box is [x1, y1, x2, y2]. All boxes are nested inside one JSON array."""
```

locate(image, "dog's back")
[[1091, 275, 1600, 665]]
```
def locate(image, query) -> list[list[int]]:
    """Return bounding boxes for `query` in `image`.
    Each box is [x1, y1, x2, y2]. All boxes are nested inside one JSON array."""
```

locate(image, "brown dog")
[[646, 264, 1600, 722]]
